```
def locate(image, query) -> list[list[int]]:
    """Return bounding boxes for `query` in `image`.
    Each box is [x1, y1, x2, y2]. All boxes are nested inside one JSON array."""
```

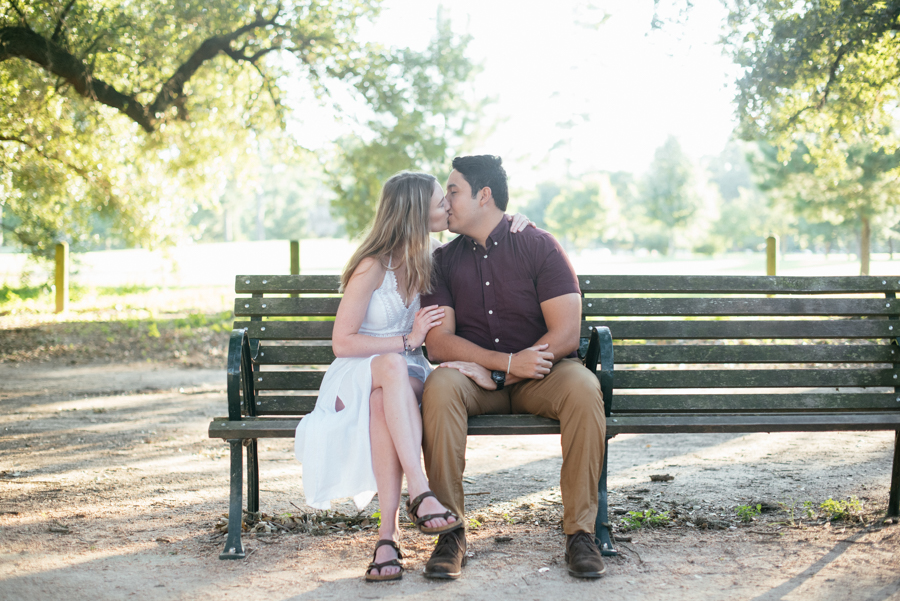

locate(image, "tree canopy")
[[722, 0, 900, 156], [0, 1, 478, 255]]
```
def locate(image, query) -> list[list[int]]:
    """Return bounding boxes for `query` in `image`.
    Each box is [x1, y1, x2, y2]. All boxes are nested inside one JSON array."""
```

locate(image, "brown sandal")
[[365, 539, 403, 582], [406, 491, 463, 535]]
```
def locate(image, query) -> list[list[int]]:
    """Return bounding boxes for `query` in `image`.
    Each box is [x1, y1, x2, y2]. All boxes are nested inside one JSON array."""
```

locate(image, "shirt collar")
[[467, 214, 509, 250]]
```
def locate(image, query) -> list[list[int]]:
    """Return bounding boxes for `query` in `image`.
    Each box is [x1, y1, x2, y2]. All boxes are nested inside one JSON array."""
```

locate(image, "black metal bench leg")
[[594, 437, 617, 556], [220, 439, 246, 560], [247, 439, 260, 513], [889, 430, 900, 518]]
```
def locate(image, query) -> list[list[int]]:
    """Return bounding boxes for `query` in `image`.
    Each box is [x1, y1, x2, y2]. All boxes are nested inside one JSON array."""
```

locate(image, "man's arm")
[[425, 307, 553, 379], [505, 292, 582, 384], [426, 292, 582, 384]]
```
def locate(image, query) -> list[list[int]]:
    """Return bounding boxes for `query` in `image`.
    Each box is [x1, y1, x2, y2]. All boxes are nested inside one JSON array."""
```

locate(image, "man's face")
[[445, 169, 478, 234]]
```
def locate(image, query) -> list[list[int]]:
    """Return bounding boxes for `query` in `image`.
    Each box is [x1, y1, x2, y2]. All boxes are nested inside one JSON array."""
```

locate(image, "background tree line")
[[3, 1, 900, 277]]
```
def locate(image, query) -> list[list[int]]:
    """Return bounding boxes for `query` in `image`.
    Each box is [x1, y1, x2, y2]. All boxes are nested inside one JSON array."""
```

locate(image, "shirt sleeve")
[[421, 246, 454, 308], [534, 233, 581, 303]]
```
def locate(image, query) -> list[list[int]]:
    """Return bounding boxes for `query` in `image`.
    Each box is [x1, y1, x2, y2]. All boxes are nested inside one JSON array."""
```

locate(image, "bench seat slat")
[[615, 393, 900, 412], [593, 319, 896, 340], [616, 368, 896, 389], [614, 344, 897, 364], [583, 297, 899, 317], [578, 275, 900, 294]]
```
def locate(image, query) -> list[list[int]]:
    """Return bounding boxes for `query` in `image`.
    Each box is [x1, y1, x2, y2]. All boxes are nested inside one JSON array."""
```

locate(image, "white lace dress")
[[294, 264, 432, 510]]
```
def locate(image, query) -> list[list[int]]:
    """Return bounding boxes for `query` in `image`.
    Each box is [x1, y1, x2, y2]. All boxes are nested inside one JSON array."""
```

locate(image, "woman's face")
[[428, 182, 450, 233]]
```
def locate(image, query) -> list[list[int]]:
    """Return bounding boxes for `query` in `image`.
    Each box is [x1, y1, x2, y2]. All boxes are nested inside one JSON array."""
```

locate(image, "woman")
[[295, 171, 531, 581]]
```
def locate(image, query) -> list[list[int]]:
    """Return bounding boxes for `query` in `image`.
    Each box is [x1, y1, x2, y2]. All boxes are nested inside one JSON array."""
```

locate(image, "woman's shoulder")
[[347, 255, 387, 288]]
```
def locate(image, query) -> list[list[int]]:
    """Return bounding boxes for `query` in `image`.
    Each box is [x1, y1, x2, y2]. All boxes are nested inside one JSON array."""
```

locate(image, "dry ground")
[[1, 359, 899, 601]]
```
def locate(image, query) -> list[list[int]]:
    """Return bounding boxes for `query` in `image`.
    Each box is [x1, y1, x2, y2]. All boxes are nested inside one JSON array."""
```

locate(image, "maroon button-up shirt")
[[422, 217, 581, 356]]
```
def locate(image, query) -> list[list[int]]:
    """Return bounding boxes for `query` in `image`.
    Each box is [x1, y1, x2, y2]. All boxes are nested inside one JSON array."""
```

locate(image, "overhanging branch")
[[1, 5, 289, 133]]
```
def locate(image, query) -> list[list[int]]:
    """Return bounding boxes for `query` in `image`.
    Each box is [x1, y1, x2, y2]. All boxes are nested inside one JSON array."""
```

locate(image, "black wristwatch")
[[491, 370, 506, 391]]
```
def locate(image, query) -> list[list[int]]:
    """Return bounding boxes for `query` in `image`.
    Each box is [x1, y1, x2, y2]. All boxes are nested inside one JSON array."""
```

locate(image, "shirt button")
[[485, 281, 490, 286], [489, 310, 493, 314], [495, 338, 499, 343], [494, 242, 498, 245], [483, 255, 488, 259]]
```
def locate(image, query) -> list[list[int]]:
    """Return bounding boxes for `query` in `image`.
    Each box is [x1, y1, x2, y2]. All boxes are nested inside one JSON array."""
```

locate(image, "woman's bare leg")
[[368, 387, 402, 577], [370, 354, 456, 530]]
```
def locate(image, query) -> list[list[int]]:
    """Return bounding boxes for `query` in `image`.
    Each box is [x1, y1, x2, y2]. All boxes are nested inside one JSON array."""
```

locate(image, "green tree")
[[0, 1, 479, 254], [722, 0, 900, 156], [747, 140, 900, 274], [640, 135, 702, 254], [327, 13, 482, 237]]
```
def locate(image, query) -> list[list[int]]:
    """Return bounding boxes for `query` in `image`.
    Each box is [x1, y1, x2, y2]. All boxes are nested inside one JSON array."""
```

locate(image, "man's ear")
[[478, 187, 493, 208]]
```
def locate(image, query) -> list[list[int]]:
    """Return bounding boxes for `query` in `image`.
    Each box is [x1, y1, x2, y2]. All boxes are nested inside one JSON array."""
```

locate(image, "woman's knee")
[[372, 353, 409, 381]]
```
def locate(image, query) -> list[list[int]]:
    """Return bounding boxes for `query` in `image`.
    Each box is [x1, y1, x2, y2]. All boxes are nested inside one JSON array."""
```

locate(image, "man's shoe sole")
[[567, 567, 606, 578], [423, 556, 467, 580]]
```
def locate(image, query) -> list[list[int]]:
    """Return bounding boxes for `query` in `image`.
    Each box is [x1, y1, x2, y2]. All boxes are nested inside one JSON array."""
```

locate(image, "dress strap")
[[387, 254, 392, 269]]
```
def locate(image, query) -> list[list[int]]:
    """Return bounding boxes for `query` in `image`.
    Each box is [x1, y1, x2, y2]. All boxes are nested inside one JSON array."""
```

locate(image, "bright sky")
[[289, 0, 740, 187]]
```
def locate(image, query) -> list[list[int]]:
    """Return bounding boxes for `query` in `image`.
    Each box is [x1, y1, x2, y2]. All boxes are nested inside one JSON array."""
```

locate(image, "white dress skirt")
[[294, 266, 432, 510]]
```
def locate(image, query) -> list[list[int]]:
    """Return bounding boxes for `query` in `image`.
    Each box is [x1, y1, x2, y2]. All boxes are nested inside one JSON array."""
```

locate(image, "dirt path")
[[1, 361, 898, 601]]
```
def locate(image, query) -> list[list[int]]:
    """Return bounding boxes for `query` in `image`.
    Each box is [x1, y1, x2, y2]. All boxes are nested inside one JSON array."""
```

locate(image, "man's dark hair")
[[451, 155, 509, 211]]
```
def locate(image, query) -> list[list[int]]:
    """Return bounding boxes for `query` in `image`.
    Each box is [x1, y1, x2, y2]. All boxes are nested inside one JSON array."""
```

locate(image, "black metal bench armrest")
[[226, 328, 256, 421], [582, 326, 614, 417]]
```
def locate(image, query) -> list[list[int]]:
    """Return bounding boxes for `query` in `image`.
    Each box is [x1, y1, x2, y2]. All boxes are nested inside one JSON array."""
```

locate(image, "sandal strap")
[[367, 558, 402, 572], [372, 539, 403, 559], [406, 491, 436, 519], [412, 510, 455, 526]]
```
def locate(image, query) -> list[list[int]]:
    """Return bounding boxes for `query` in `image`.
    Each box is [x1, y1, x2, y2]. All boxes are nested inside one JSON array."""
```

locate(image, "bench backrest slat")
[[234, 274, 900, 419], [616, 368, 896, 389], [583, 297, 899, 317], [578, 275, 900, 294], [603, 320, 894, 339], [615, 344, 896, 364]]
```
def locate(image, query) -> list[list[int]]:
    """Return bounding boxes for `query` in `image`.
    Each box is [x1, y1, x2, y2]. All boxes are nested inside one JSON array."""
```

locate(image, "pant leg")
[[509, 358, 605, 534], [421, 367, 510, 522]]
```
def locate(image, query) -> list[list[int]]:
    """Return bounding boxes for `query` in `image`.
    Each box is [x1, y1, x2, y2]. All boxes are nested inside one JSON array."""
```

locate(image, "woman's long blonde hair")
[[340, 172, 436, 298]]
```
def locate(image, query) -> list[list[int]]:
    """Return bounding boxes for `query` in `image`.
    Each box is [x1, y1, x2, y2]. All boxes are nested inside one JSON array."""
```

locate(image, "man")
[[420, 155, 607, 580]]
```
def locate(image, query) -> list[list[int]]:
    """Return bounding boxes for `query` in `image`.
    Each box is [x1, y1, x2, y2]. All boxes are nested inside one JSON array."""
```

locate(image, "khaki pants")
[[421, 358, 606, 534]]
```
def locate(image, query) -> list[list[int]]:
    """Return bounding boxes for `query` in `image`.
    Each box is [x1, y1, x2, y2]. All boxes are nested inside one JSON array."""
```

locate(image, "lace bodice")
[[357, 262, 419, 338]]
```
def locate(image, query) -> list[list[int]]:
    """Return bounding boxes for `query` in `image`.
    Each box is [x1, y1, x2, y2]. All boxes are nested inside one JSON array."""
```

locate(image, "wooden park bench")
[[209, 274, 900, 560]]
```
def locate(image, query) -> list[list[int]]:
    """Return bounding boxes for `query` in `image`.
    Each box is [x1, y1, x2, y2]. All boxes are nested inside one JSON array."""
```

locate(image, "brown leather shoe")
[[565, 531, 607, 578], [424, 528, 467, 580]]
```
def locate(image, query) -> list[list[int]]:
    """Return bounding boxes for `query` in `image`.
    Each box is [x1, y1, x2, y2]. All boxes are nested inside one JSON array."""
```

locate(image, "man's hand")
[[509, 343, 554, 380], [439, 361, 497, 390]]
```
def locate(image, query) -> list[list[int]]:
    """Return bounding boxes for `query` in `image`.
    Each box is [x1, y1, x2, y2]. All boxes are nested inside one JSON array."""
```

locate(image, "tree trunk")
[[860, 216, 871, 276]]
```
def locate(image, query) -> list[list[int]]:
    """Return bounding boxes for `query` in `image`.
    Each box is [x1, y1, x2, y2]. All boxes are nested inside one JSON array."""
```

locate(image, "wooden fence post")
[[290, 240, 300, 299], [290, 240, 300, 276], [55, 242, 68, 313], [766, 236, 777, 276]]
